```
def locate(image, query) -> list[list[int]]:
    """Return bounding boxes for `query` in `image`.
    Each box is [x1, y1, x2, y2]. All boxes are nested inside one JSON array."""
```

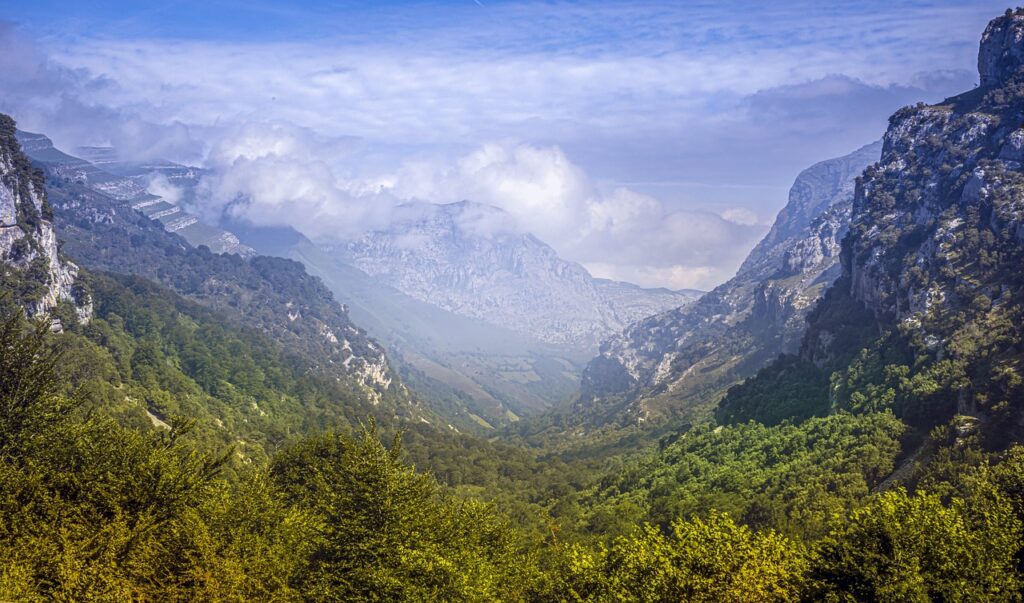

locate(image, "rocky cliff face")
[[339, 201, 698, 348], [721, 10, 1024, 431], [804, 10, 1024, 366], [574, 141, 882, 427], [0, 115, 91, 325], [828, 11, 1024, 331]]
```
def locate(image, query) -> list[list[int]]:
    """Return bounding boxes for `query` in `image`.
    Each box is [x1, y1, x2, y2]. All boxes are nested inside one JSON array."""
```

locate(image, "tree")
[[538, 513, 809, 602], [811, 488, 1021, 603], [270, 423, 532, 601]]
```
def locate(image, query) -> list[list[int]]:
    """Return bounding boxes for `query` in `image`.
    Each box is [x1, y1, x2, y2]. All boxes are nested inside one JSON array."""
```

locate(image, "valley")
[[1, 3, 1024, 601]]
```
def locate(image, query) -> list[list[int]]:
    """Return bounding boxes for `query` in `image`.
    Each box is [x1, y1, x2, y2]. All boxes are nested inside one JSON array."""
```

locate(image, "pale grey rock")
[[0, 118, 92, 322], [979, 11, 1024, 87], [800, 11, 1024, 369]]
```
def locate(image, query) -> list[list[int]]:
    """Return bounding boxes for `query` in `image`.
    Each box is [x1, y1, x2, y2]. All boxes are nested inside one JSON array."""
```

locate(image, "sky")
[[0, 0, 1009, 290]]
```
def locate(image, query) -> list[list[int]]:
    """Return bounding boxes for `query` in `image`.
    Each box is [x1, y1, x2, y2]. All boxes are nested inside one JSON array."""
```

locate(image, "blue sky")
[[0, 0, 1010, 288]]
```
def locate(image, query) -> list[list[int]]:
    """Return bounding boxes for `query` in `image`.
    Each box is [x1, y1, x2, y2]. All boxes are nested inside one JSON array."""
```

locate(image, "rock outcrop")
[[0, 115, 91, 325], [805, 9, 1024, 364], [978, 10, 1024, 87]]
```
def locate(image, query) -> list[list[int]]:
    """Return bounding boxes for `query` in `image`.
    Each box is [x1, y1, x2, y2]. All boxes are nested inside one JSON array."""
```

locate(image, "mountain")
[[15, 126, 404, 407], [574, 140, 883, 427], [337, 200, 699, 347], [234, 201, 697, 430], [16, 132, 252, 256], [718, 10, 1024, 436], [0, 116, 91, 326], [228, 219, 592, 430]]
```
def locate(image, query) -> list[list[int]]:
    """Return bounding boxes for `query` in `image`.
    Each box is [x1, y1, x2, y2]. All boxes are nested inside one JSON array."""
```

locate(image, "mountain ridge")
[[718, 9, 1024, 433], [572, 140, 883, 428]]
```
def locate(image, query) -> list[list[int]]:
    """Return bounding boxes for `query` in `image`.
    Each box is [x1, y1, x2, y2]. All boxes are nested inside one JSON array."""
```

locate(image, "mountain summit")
[[338, 200, 699, 348], [979, 10, 1024, 87]]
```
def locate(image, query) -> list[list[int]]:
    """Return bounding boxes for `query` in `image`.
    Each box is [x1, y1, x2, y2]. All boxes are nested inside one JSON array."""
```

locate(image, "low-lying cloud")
[[197, 126, 763, 289], [0, 22, 201, 163]]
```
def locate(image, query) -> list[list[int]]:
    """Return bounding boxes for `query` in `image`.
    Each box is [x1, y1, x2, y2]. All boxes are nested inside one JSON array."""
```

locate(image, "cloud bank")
[[0, 1, 1007, 288]]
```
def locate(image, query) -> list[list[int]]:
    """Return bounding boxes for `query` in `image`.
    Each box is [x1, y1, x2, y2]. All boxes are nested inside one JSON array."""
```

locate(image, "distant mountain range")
[[13, 131, 700, 430]]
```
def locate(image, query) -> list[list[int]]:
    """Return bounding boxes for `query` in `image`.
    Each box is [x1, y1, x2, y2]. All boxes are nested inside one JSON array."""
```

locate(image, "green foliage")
[[535, 513, 809, 602], [54, 272, 403, 463], [811, 488, 1021, 602], [0, 304, 532, 600], [0, 305, 299, 601], [271, 425, 532, 601], [0, 307, 71, 449], [7, 296, 1024, 600], [583, 413, 905, 540], [717, 355, 830, 425]]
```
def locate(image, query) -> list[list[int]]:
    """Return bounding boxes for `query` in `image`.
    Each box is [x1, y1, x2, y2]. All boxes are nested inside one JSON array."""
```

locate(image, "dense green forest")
[[4, 300, 1024, 601]]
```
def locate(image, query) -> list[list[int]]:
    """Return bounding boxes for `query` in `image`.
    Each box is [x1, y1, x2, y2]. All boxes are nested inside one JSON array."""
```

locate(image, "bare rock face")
[[836, 11, 1024, 333], [721, 11, 1024, 427], [979, 11, 1024, 87], [794, 10, 1024, 373], [0, 114, 91, 324]]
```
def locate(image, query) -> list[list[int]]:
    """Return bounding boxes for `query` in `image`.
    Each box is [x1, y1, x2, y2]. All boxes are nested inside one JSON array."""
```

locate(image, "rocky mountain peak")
[[979, 9, 1024, 87], [723, 10, 1024, 428], [574, 141, 881, 427], [339, 200, 698, 348]]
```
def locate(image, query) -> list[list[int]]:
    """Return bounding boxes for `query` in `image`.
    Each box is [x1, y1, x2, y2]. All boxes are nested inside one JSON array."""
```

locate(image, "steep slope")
[[338, 201, 698, 347], [719, 10, 1024, 438], [0, 116, 91, 325], [575, 141, 882, 427]]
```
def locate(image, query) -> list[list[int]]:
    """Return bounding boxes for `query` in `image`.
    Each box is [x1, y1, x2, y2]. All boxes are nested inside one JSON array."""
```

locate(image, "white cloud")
[[585, 263, 718, 292], [194, 121, 397, 240], [0, 23, 201, 163], [145, 173, 183, 205], [0, 1, 1007, 288], [720, 208, 762, 226], [384, 142, 765, 289], [191, 129, 763, 289]]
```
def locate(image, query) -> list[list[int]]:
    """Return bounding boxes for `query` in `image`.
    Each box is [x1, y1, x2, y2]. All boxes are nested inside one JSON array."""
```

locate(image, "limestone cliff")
[[721, 10, 1024, 430], [0, 115, 91, 326]]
